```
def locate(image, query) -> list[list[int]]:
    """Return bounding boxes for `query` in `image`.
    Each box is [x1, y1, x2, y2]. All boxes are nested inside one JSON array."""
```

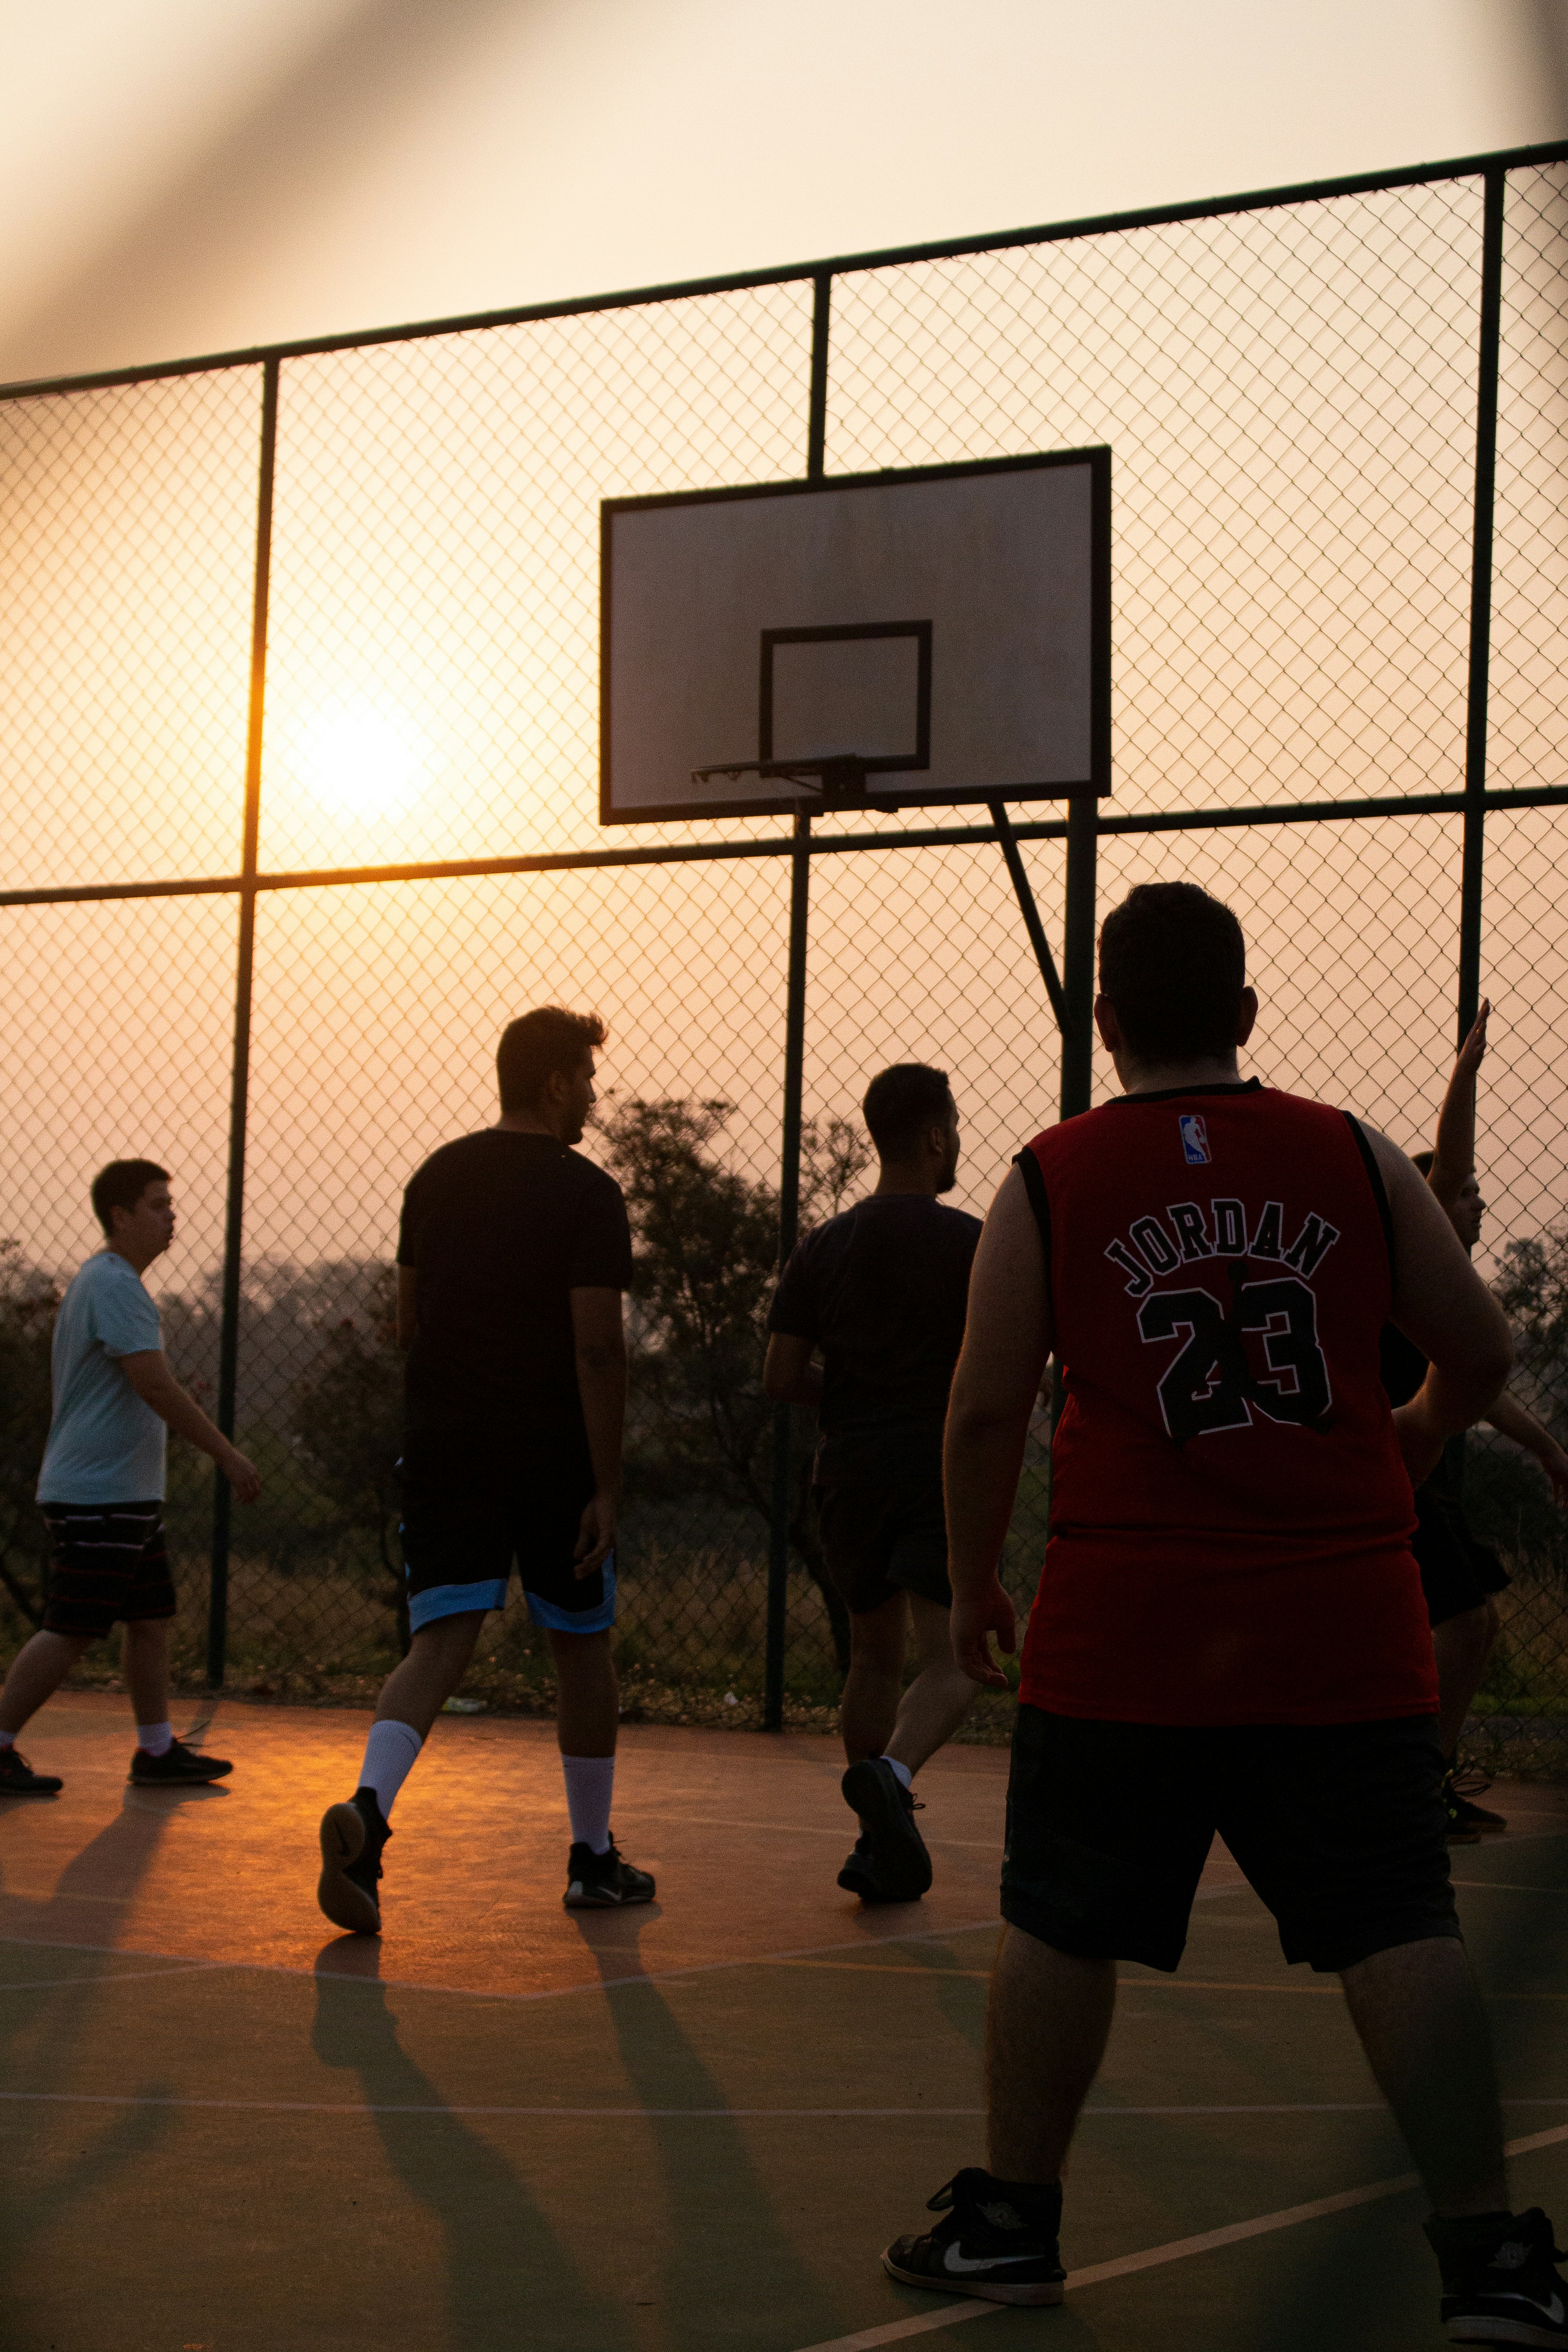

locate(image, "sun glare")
[[289, 699, 434, 823]]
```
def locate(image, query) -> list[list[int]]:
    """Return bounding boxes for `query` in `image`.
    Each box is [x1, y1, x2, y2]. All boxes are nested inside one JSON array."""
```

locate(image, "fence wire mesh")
[[1, 148, 1565, 1756]]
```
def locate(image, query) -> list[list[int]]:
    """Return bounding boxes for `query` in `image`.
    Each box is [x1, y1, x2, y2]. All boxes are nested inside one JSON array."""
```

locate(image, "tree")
[[0, 1242, 59, 1628], [285, 1262, 408, 1643], [1476, 1225, 1568, 1585], [597, 1098, 871, 1670]]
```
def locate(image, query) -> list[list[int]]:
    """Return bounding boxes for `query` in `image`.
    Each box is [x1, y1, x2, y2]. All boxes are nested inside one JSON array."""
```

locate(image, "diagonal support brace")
[[989, 799, 1067, 1035]]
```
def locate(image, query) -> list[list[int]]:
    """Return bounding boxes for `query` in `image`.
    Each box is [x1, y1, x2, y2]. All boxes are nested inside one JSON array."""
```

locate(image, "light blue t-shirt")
[[36, 1252, 167, 1504]]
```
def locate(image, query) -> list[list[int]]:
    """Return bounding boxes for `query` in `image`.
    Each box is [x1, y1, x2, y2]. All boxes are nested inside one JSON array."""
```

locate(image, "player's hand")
[[573, 1491, 617, 1578], [221, 1446, 261, 1505], [1537, 1440, 1568, 1508], [951, 1576, 1017, 1690], [1392, 1399, 1445, 1490], [1454, 999, 1490, 1080]]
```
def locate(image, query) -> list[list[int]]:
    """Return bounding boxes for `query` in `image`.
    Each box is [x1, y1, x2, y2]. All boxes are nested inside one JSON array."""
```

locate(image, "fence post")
[[1457, 167, 1504, 1046], [1058, 795, 1098, 1119], [765, 810, 812, 1730], [989, 799, 1067, 1034], [207, 356, 279, 1689]]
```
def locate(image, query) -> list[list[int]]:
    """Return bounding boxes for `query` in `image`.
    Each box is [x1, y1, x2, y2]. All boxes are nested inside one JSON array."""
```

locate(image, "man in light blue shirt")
[[0, 1159, 261, 1795]]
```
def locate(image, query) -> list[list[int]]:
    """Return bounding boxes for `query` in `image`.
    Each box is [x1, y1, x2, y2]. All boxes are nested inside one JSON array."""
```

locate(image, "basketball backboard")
[[600, 448, 1109, 825]]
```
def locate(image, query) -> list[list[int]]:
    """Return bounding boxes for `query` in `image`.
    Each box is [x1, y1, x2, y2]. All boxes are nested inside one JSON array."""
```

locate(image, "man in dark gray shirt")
[[765, 1063, 981, 1903]]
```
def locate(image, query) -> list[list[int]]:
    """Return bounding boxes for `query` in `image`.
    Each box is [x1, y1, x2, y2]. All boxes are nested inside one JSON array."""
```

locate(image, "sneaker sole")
[[842, 1762, 932, 1898], [129, 1760, 233, 1784], [318, 1802, 382, 1934], [1446, 2320, 1568, 2347], [562, 1883, 656, 1910], [837, 1858, 915, 1903], [881, 2254, 1064, 2308], [0, 1783, 62, 1798]]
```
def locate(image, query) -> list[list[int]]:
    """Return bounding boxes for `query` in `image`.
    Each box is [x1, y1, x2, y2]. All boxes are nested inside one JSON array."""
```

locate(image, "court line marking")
[[0, 1961, 233, 1995], [1, 2093, 1562, 2120], [787, 2122, 1568, 2352], [1450, 1880, 1568, 1896]]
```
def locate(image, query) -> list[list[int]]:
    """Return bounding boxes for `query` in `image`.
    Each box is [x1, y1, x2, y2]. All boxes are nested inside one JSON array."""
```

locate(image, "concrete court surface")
[[0, 1694, 1565, 2352]]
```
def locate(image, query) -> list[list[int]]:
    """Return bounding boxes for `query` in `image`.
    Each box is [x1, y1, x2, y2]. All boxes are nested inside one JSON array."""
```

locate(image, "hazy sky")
[[2, 0, 1565, 384]]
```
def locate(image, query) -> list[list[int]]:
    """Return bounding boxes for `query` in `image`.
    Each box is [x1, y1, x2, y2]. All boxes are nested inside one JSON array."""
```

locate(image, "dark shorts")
[[1000, 1704, 1459, 1975], [1414, 1488, 1510, 1629], [39, 1502, 175, 1639], [399, 1433, 613, 1636], [813, 1456, 951, 1616]]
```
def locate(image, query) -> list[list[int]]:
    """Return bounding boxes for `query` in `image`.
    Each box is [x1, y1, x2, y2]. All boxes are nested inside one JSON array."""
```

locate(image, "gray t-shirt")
[[36, 1252, 166, 1504]]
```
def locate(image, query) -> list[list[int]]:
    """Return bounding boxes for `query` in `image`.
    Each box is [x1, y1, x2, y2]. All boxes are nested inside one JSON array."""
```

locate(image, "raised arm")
[[942, 1164, 1054, 1688], [1363, 1123, 1513, 1485], [1427, 1000, 1489, 1214], [119, 1350, 261, 1502]]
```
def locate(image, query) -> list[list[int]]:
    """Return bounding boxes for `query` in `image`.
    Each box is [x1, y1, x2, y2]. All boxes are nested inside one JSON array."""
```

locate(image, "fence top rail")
[[3, 136, 1566, 405]]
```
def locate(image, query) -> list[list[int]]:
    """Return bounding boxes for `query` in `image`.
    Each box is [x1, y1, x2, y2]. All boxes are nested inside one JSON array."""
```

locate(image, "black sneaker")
[[837, 1833, 906, 1904], [129, 1738, 233, 1785], [563, 1839, 655, 1909], [883, 2168, 1066, 2307], [318, 1787, 392, 1935], [841, 1758, 932, 1901], [1446, 1766, 1507, 1835], [1426, 2206, 1568, 2344], [0, 1746, 62, 1796]]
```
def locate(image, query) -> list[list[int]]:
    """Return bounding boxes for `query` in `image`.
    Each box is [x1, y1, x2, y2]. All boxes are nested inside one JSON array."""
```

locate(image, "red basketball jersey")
[[1017, 1080, 1433, 1725]]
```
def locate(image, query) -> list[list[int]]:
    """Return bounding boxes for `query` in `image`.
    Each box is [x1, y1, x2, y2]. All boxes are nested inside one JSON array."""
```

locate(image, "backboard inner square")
[[768, 633, 922, 765]]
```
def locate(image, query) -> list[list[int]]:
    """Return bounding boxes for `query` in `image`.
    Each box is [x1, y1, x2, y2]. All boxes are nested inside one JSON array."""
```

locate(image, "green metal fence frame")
[[3, 135, 1565, 1722]]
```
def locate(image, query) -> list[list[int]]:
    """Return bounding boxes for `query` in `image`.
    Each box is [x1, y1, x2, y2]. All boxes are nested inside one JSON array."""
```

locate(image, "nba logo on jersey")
[[1178, 1114, 1210, 1165]]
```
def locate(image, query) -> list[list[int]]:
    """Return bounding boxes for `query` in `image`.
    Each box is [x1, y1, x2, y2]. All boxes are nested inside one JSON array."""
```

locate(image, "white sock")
[[358, 1720, 422, 1818], [561, 1754, 615, 1854], [881, 1755, 913, 1791], [137, 1722, 173, 1757], [0, 1729, 15, 1749]]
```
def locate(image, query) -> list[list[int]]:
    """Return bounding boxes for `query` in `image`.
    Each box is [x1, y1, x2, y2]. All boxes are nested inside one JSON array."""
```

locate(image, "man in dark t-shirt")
[[316, 1007, 654, 1935], [765, 1063, 981, 1903]]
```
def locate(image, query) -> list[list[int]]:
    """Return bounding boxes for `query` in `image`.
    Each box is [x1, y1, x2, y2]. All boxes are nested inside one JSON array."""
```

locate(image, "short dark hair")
[[862, 1063, 953, 1158], [1412, 1148, 1435, 1177], [495, 1008, 607, 1113], [1098, 882, 1246, 1065], [91, 1159, 169, 1236]]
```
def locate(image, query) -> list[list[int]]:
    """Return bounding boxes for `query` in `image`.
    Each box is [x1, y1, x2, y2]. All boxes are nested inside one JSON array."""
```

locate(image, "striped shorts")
[[39, 1502, 176, 1639]]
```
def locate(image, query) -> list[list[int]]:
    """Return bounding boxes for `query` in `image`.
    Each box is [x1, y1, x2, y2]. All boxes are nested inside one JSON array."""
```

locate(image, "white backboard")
[[601, 450, 1109, 823]]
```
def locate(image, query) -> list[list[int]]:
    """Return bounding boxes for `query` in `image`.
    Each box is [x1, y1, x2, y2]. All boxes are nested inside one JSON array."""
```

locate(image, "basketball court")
[[0, 1693, 1563, 2351]]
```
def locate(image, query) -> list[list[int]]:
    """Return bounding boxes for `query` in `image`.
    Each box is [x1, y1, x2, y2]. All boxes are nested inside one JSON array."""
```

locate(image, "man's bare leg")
[[838, 1592, 907, 1764], [985, 1926, 1118, 2183], [122, 1617, 171, 1736], [1341, 1936, 1507, 2215], [884, 1592, 977, 1778], [1432, 1601, 1500, 1759], [0, 1630, 92, 1737], [548, 1626, 617, 1757], [372, 1611, 487, 1740]]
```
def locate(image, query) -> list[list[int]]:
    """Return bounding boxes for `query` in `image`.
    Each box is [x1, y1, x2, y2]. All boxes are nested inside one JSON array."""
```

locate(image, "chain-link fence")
[[2, 141, 1566, 1754]]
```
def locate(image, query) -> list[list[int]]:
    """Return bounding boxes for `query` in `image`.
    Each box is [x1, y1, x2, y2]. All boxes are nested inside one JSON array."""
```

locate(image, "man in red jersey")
[[882, 884, 1568, 2347]]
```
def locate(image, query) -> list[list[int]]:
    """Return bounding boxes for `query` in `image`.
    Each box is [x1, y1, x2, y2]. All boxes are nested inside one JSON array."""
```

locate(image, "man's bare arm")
[[1362, 1124, 1513, 1483], [396, 1264, 418, 1350], [570, 1286, 627, 1578], [118, 1350, 262, 1503], [762, 1332, 822, 1408], [942, 1165, 1053, 1688], [1427, 1000, 1489, 1212]]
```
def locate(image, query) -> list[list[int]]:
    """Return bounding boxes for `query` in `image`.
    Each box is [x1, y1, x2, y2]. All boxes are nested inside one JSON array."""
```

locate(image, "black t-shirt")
[[768, 1195, 982, 1470], [397, 1131, 632, 1438]]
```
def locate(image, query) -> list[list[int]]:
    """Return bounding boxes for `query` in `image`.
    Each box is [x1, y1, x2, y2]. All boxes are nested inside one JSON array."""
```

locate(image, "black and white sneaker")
[[1426, 2206, 1568, 2344], [0, 1746, 62, 1796], [318, 1787, 392, 1934], [1445, 1766, 1508, 1836], [129, 1738, 233, 1785], [883, 2169, 1066, 2307], [841, 1759, 932, 1901], [563, 1839, 655, 1909]]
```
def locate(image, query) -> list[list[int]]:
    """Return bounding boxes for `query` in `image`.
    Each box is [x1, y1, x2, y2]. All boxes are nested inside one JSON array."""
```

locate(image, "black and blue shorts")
[[399, 1432, 614, 1637], [39, 1501, 175, 1639]]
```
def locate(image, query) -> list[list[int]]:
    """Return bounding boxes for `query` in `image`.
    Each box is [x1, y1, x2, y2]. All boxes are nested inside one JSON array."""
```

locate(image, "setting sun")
[[287, 697, 435, 823]]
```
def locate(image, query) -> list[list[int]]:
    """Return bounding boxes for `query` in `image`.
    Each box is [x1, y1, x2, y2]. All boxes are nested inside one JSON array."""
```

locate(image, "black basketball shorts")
[[1414, 1488, 1510, 1630], [813, 1463, 952, 1617], [1000, 1704, 1460, 1975], [399, 1432, 614, 1636], [39, 1502, 176, 1640]]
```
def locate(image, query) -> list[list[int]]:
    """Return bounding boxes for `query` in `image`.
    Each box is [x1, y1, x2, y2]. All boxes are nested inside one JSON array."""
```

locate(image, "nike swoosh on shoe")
[[942, 2247, 1049, 2273]]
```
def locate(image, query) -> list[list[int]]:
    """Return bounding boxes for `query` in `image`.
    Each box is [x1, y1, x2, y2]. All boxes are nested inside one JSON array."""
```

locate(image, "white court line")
[[0, 1961, 233, 1995], [788, 2123, 1568, 2352], [2, 2092, 1563, 2121]]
